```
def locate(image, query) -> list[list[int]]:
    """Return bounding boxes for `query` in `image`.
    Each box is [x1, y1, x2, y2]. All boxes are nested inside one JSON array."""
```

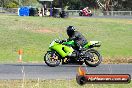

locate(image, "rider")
[[66, 26, 88, 52], [83, 7, 89, 13], [82, 7, 91, 16], [62, 26, 88, 63]]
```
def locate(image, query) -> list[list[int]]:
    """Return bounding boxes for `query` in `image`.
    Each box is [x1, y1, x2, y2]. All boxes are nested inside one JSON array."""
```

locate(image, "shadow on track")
[[2, 63, 92, 67]]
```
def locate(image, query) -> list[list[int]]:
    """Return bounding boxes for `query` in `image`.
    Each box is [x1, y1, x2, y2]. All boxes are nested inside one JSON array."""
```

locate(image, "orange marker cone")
[[18, 49, 23, 62], [78, 66, 86, 76]]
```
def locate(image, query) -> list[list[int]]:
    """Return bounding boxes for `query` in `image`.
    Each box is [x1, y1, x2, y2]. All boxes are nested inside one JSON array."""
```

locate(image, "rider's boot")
[[77, 46, 84, 61], [79, 46, 84, 56]]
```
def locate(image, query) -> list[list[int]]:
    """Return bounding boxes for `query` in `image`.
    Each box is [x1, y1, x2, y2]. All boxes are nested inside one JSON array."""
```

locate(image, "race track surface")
[[0, 63, 132, 80]]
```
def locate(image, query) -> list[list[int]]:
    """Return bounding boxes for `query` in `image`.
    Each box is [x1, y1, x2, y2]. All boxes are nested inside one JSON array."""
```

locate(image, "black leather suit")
[[67, 31, 88, 51]]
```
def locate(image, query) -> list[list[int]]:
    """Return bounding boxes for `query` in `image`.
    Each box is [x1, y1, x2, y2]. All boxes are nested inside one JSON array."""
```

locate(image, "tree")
[[1, 0, 132, 10], [0, 0, 4, 7], [0, 0, 19, 8], [6, 1, 19, 8], [113, 0, 132, 11]]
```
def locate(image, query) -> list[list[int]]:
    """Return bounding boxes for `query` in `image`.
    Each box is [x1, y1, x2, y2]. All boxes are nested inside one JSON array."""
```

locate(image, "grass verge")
[[0, 79, 131, 88], [0, 14, 132, 63]]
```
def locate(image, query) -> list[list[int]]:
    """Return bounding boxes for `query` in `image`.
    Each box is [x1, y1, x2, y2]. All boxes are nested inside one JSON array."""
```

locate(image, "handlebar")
[[55, 40, 67, 44]]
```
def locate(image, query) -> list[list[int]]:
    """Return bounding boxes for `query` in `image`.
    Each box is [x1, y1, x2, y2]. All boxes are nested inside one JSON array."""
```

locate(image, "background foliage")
[[0, 0, 132, 10]]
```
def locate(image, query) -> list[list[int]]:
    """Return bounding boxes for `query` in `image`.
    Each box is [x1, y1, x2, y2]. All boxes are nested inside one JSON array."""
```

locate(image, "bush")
[[6, 2, 18, 8]]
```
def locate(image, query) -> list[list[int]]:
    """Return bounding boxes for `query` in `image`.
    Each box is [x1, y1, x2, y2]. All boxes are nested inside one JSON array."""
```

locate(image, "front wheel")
[[84, 49, 102, 67], [79, 12, 83, 16], [44, 51, 61, 67], [90, 14, 93, 17]]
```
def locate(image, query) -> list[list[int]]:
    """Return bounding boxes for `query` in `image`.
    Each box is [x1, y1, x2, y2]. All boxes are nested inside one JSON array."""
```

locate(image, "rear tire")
[[77, 61, 84, 65], [84, 49, 102, 67], [44, 51, 61, 67]]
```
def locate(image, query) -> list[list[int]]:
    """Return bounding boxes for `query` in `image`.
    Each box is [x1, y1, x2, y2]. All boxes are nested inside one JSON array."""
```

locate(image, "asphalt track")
[[0, 63, 132, 80]]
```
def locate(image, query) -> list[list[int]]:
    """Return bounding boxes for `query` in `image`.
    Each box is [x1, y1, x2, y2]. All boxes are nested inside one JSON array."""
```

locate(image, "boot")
[[77, 46, 84, 61], [78, 46, 84, 56]]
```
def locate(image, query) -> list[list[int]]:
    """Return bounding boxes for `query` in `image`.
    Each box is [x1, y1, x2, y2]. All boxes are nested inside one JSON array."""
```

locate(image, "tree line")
[[0, 0, 132, 11]]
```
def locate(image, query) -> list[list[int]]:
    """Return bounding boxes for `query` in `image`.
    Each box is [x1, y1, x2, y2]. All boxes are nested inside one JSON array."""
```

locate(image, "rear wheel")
[[84, 49, 102, 67], [44, 51, 61, 67], [77, 61, 84, 65]]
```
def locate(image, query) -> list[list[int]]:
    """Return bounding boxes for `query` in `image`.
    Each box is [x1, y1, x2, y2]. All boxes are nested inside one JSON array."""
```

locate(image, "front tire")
[[89, 14, 92, 17], [44, 51, 61, 67], [84, 49, 102, 67], [79, 12, 83, 16]]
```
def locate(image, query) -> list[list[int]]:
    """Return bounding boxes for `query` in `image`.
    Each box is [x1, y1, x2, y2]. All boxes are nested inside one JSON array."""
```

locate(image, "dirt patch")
[[33, 29, 54, 33], [127, 21, 132, 24], [102, 57, 132, 64], [33, 29, 60, 33], [35, 29, 54, 33]]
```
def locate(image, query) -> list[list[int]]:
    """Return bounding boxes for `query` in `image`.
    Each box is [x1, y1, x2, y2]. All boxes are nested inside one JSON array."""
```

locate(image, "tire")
[[44, 51, 61, 67], [84, 49, 102, 67], [79, 12, 82, 16], [77, 61, 84, 65], [76, 75, 87, 85], [89, 14, 92, 17]]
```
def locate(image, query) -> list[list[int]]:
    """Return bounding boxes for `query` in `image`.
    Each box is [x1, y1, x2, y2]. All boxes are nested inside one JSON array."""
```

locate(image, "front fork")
[[79, 50, 94, 61]]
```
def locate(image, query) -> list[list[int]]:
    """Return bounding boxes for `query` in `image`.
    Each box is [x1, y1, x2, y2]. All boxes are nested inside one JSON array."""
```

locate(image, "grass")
[[0, 79, 131, 88], [0, 14, 132, 63]]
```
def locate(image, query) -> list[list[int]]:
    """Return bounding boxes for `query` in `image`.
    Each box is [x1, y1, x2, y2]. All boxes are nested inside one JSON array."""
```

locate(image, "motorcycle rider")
[[82, 7, 91, 16], [62, 26, 88, 63], [83, 7, 89, 13], [66, 26, 88, 54]]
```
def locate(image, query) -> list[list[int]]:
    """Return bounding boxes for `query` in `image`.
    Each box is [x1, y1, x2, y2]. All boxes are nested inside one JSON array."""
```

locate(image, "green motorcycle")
[[44, 39, 102, 67]]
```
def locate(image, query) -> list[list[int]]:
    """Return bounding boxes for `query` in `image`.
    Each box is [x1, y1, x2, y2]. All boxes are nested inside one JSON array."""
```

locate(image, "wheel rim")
[[85, 52, 99, 64], [46, 52, 60, 65]]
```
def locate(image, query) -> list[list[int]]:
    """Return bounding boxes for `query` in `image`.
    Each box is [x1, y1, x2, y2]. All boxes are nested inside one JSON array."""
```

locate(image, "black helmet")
[[67, 26, 75, 36], [67, 26, 75, 33]]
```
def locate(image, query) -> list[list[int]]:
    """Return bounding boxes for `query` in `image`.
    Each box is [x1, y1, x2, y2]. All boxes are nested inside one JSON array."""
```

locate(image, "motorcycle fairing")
[[49, 41, 74, 57], [63, 40, 75, 46]]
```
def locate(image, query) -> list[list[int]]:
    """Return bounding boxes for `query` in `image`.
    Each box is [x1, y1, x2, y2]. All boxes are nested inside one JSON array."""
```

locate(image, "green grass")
[[0, 79, 131, 88], [0, 14, 132, 63]]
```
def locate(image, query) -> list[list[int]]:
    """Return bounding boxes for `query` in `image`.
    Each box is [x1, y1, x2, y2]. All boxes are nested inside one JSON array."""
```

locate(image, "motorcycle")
[[44, 39, 102, 67], [79, 10, 92, 16]]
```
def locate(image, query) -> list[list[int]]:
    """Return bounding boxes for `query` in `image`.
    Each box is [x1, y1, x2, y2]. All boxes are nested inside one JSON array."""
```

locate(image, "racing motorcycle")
[[44, 39, 102, 67], [79, 10, 92, 16]]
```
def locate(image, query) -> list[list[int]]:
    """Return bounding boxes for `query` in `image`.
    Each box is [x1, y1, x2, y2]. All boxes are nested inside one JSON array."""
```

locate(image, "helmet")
[[66, 26, 75, 36], [67, 26, 75, 33], [86, 7, 89, 9]]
